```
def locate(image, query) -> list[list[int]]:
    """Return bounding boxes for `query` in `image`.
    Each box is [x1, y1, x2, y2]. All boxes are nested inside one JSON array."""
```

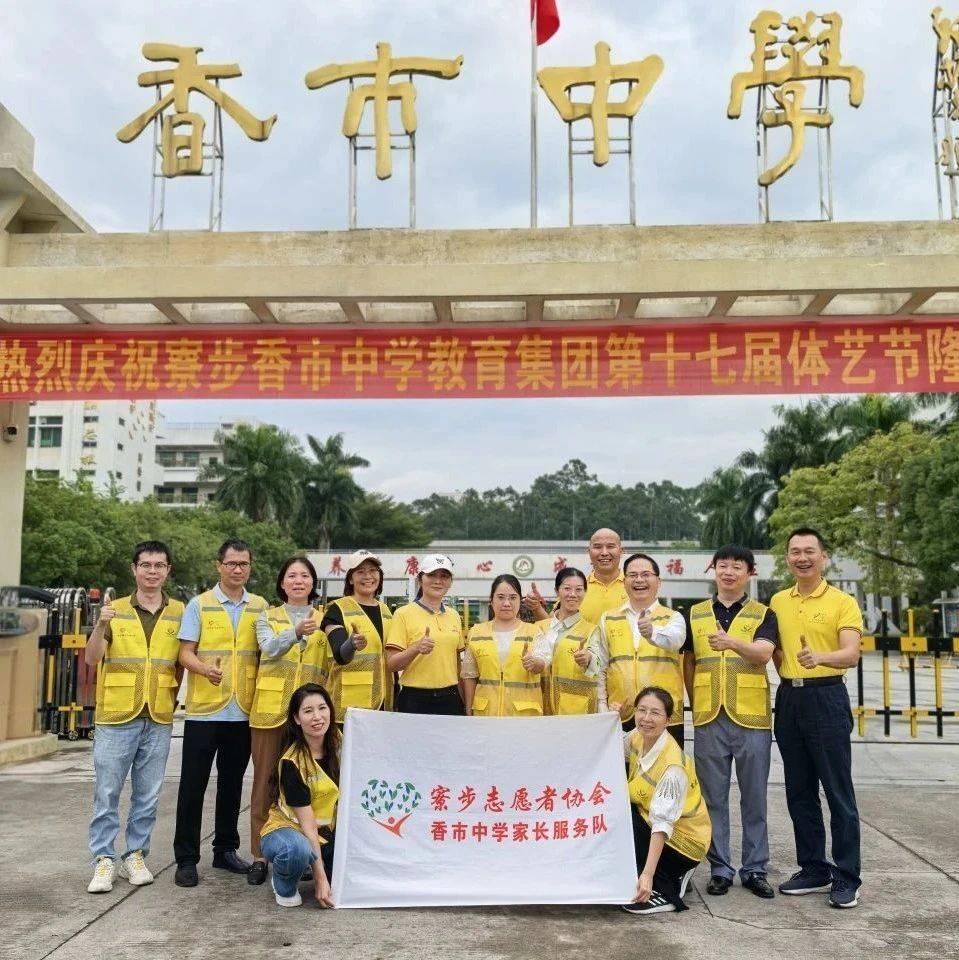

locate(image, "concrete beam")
[[526, 296, 544, 324], [339, 300, 365, 323], [709, 294, 737, 317], [59, 300, 99, 324], [151, 300, 189, 325], [895, 291, 935, 315], [615, 295, 640, 320], [432, 297, 452, 324], [804, 292, 836, 315], [246, 298, 277, 323]]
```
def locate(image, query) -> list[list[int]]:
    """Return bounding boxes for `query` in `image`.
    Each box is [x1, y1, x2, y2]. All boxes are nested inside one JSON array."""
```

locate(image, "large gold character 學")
[[305, 42, 463, 180], [117, 43, 277, 177], [727, 11, 864, 186]]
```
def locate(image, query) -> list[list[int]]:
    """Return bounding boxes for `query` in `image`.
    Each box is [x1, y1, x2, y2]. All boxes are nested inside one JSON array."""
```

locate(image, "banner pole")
[[530, 6, 538, 229]]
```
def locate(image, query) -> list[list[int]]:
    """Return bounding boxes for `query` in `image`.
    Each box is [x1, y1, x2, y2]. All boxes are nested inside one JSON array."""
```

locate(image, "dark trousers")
[[774, 683, 861, 888], [395, 685, 463, 716], [631, 805, 699, 910], [173, 720, 251, 866]]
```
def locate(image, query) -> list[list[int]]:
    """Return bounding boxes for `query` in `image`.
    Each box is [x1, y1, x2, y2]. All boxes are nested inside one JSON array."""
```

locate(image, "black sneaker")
[[828, 879, 859, 909], [174, 863, 198, 888], [247, 860, 268, 886], [742, 873, 775, 899], [778, 869, 832, 895], [621, 891, 676, 915]]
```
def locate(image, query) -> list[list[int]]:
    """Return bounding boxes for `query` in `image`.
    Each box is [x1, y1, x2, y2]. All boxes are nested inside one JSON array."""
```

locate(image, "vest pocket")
[[472, 692, 490, 715], [735, 672, 768, 716], [557, 691, 589, 715], [254, 675, 286, 716], [340, 670, 374, 708], [103, 672, 136, 713], [154, 673, 179, 714], [511, 699, 543, 717], [693, 672, 712, 716]]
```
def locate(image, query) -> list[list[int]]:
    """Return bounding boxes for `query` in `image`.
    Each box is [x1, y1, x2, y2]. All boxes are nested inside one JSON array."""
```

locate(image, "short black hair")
[[132, 540, 172, 566], [711, 544, 756, 572], [634, 685, 674, 717], [217, 538, 252, 562], [623, 552, 660, 577], [554, 566, 587, 591], [786, 527, 828, 551], [276, 556, 319, 604]]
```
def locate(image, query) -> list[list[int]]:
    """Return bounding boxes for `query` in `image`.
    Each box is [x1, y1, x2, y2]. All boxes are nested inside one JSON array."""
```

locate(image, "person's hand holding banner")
[[635, 869, 654, 903]]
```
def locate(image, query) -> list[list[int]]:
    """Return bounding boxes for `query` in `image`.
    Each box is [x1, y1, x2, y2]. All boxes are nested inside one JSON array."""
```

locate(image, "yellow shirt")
[[387, 600, 464, 689], [579, 571, 628, 625], [770, 580, 863, 680]]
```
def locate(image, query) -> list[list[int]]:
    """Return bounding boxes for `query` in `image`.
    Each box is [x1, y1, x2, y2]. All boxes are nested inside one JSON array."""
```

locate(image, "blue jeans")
[[89, 717, 173, 861], [261, 828, 335, 898]]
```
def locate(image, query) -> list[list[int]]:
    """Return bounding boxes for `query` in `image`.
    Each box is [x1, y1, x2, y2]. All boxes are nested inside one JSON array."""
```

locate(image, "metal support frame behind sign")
[[347, 76, 416, 230]]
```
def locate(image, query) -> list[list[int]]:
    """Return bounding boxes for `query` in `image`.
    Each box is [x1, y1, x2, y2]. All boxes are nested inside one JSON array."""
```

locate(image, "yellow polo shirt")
[[387, 600, 464, 689], [770, 580, 863, 680], [579, 571, 628, 625]]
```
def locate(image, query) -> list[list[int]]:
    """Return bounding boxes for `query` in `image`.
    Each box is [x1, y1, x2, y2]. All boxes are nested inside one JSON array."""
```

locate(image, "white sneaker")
[[88, 857, 116, 893], [271, 875, 302, 907], [119, 850, 154, 886]]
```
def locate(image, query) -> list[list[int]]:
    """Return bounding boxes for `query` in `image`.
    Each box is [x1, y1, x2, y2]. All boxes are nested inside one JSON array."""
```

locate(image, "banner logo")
[[360, 779, 422, 837]]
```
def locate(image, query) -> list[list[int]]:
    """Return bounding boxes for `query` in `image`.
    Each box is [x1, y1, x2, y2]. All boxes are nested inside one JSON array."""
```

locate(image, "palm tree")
[[831, 394, 920, 448], [201, 423, 304, 527], [300, 433, 370, 549], [698, 467, 767, 549]]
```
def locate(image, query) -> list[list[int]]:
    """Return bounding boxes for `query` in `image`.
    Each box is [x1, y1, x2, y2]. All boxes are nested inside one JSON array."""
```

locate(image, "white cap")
[[420, 553, 454, 575], [346, 549, 381, 574]]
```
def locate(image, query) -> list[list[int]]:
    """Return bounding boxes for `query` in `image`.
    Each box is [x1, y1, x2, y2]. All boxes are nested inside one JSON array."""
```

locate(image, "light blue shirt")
[[178, 583, 251, 723]]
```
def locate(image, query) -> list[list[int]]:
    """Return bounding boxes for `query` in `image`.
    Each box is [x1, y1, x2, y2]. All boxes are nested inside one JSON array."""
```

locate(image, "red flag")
[[530, 0, 560, 45]]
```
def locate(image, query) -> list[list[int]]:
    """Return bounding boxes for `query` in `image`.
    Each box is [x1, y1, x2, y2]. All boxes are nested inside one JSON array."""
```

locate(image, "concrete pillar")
[[0, 402, 28, 585]]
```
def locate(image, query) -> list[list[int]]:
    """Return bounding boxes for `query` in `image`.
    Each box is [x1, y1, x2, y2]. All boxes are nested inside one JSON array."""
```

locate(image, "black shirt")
[[681, 596, 779, 653], [280, 755, 335, 808], [320, 600, 384, 665]]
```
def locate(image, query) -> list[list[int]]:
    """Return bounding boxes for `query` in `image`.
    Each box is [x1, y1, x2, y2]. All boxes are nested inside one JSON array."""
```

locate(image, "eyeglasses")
[[625, 571, 657, 581], [136, 562, 169, 572], [220, 560, 251, 570], [635, 707, 667, 719]]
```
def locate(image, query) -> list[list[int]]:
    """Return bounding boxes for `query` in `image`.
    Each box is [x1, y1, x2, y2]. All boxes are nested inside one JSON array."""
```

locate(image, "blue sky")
[[4, 1, 938, 499]]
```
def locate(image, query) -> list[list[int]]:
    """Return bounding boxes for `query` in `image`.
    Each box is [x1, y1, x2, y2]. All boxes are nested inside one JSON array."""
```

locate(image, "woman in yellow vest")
[[260, 683, 340, 909], [461, 574, 550, 716], [539, 567, 599, 715], [621, 686, 711, 915], [247, 557, 329, 886], [320, 549, 393, 722], [386, 554, 465, 715]]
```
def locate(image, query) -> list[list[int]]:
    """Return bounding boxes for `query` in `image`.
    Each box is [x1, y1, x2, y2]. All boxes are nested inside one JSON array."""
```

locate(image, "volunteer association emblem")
[[512, 555, 534, 577], [360, 779, 422, 837]]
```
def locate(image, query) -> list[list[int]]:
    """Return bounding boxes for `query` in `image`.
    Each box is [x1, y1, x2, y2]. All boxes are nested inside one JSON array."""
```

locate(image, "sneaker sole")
[[779, 884, 832, 895], [829, 896, 859, 909], [87, 884, 113, 894], [118, 866, 153, 886], [621, 903, 676, 915]]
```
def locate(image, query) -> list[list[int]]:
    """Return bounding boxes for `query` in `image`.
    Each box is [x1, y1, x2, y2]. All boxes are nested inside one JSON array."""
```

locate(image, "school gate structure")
[[2, 102, 959, 587]]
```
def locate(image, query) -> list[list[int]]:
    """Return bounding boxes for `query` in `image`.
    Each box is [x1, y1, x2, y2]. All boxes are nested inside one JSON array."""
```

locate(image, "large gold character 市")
[[727, 11, 864, 186], [538, 42, 664, 166], [117, 43, 277, 177], [933, 8, 959, 123], [305, 42, 463, 180]]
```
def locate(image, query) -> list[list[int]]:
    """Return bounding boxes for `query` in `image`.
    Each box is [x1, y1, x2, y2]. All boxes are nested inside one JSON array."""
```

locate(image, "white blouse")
[[623, 729, 689, 838]]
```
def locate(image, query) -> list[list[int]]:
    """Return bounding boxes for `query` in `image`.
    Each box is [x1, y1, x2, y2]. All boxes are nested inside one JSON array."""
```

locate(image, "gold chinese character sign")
[[727, 12, 864, 187], [117, 43, 277, 177], [538, 42, 663, 166], [933, 8, 959, 217], [305, 42, 463, 180]]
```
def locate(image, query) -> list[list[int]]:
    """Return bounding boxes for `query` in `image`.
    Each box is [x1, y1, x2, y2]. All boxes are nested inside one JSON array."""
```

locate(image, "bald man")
[[526, 528, 627, 624]]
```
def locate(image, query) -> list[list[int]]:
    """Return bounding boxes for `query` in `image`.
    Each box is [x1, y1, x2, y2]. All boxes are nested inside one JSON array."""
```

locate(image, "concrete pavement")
[[3, 718, 958, 960]]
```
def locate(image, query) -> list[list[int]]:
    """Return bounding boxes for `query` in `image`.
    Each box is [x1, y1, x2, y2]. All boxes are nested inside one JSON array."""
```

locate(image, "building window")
[[181, 486, 198, 504], [38, 416, 63, 448], [117, 442, 124, 452], [136, 481, 142, 492], [182, 451, 200, 467], [82, 439, 97, 448], [114, 471, 123, 480], [118, 417, 125, 426], [137, 452, 143, 463], [34, 469, 59, 481], [83, 414, 98, 423], [207, 456, 219, 467], [79, 469, 95, 479], [157, 450, 176, 467], [157, 487, 175, 504]]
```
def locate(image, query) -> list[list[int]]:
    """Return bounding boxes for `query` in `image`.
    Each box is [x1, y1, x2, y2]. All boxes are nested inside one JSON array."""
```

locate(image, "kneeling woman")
[[623, 686, 711, 915], [260, 684, 339, 909], [461, 574, 551, 717]]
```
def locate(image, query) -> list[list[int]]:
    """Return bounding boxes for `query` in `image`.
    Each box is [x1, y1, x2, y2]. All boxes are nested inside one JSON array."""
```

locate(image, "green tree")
[[768, 422, 933, 601], [338, 492, 431, 548], [202, 423, 304, 528], [698, 467, 766, 549], [299, 433, 370, 549], [830, 394, 921, 448]]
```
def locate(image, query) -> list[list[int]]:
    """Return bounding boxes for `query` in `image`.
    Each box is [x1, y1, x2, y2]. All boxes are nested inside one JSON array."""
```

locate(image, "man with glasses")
[[173, 538, 267, 887], [85, 541, 183, 893]]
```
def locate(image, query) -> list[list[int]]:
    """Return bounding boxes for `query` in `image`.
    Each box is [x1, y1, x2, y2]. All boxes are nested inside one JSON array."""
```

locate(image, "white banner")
[[331, 710, 636, 908]]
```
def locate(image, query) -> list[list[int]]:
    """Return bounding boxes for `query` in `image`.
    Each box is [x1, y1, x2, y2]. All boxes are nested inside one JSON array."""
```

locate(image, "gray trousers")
[[694, 708, 771, 880]]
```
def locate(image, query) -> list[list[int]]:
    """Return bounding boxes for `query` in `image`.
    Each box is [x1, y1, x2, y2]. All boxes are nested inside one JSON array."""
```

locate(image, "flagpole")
[[530, 5, 538, 228]]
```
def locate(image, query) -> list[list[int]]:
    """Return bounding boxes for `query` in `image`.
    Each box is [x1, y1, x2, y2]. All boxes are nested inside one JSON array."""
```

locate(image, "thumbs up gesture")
[[572, 635, 592, 669], [350, 625, 368, 652], [521, 638, 544, 674], [522, 582, 549, 620], [96, 602, 116, 626], [414, 626, 435, 655], [206, 656, 223, 686], [796, 634, 819, 669]]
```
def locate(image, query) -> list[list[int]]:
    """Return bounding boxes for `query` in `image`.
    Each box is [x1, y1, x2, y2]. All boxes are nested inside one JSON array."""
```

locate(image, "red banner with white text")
[[1, 320, 957, 400]]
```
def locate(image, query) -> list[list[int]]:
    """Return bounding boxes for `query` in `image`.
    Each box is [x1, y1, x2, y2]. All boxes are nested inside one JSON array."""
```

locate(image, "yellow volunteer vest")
[[325, 596, 393, 721], [689, 599, 771, 730], [468, 621, 545, 717], [627, 732, 711, 863], [185, 589, 267, 717], [261, 743, 339, 842], [250, 605, 330, 729], [95, 596, 185, 725], [604, 603, 683, 724], [546, 615, 599, 716]]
